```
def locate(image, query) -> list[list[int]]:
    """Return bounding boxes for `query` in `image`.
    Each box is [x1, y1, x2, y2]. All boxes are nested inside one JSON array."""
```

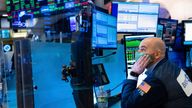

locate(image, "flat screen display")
[[6, 0, 88, 19], [124, 34, 155, 75], [183, 20, 192, 45], [158, 18, 178, 46], [92, 63, 110, 87], [69, 16, 77, 32], [92, 10, 117, 49], [156, 24, 164, 39], [0, 29, 10, 38], [112, 2, 159, 33], [1, 18, 10, 28]]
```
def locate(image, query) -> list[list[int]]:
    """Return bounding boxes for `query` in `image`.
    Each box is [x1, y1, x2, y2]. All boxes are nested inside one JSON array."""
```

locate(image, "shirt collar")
[[145, 58, 163, 75]]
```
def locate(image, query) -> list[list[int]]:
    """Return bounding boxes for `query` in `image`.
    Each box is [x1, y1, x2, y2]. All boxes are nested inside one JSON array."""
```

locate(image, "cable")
[[92, 52, 116, 60], [106, 81, 124, 94]]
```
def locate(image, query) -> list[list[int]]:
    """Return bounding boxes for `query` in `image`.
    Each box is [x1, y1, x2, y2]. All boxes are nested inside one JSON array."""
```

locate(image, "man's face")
[[137, 40, 157, 67]]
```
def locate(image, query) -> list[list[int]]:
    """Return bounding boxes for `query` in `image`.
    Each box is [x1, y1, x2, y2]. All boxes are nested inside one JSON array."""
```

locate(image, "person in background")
[[121, 37, 192, 108]]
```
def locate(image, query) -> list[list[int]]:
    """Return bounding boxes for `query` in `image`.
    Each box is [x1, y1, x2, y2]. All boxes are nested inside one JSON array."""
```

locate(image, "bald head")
[[140, 37, 166, 58]]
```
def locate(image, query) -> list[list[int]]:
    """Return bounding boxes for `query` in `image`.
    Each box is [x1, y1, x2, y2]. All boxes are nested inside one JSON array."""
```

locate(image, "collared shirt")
[[145, 58, 163, 75], [137, 58, 163, 86]]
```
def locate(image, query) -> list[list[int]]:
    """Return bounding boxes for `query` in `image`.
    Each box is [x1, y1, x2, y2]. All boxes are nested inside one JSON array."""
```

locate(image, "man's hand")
[[131, 54, 151, 75]]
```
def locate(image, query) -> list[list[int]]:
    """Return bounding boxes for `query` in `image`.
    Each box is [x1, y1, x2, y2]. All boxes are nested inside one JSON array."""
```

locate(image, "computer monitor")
[[158, 18, 178, 46], [156, 24, 164, 39], [112, 2, 159, 33], [0, 29, 10, 39], [92, 10, 117, 49], [183, 20, 192, 45], [92, 63, 110, 105], [1, 18, 10, 28], [6, 0, 89, 19], [92, 63, 110, 87], [124, 34, 155, 76], [69, 16, 77, 32]]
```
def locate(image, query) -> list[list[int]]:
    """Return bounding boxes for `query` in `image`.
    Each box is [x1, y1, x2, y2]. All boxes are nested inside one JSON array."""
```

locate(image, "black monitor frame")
[[158, 18, 178, 46], [182, 20, 192, 46], [92, 63, 110, 87]]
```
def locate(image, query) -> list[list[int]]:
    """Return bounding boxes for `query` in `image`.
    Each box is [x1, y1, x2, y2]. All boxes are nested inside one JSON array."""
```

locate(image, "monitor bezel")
[[158, 18, 178, 46], [182, 20, 192, 45]]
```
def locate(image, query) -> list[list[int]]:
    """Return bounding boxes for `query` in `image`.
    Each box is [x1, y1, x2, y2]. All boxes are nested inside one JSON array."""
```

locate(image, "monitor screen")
[[124, 34, 154, 75], [158, 18, 178, 46], [92, 10, 117, 49], [1, 18, 10, 28], [112, 2, 159, 33], [6, 0, 89, 19], [69, 16, 77, 32], [183, 20, 192, 45], [0, 29, 10, 39], [156, 24, 164, 39], [92, 63, 110, 87]]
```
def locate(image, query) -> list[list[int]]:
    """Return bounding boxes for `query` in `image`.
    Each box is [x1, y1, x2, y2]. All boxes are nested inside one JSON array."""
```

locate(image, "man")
[[121, 37, 192, 108]]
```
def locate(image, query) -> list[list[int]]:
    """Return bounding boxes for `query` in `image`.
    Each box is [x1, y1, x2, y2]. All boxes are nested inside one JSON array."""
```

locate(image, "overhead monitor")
[[92, 10, 117, 49], [183, 20, 192, 45], [6, 0, 89, 19], [112, 2, 159, 33], [158, 18, 178, 46], [124, 34, 155, 76]]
